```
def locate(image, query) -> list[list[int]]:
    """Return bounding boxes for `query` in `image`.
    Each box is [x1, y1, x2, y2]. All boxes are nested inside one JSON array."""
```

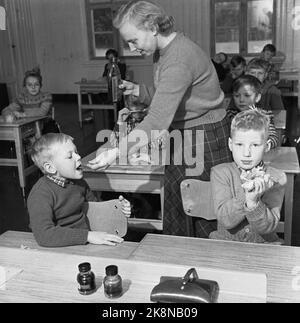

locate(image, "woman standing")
[[88, 0, 232, 237]]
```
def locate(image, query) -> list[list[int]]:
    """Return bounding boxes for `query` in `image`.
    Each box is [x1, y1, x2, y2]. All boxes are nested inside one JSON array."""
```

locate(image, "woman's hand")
[[87, 231, 123, 245], [119, 80, 140, 96], [117, 107, 130, 123], [118, 195, 131, 217], [87, 148, 119, 170]]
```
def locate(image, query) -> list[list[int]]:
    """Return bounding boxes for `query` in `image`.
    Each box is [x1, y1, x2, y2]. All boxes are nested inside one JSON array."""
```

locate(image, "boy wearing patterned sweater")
[[209, 110, 286, 243], [27, 133, 131, 247], [1, 67, 52, 119]]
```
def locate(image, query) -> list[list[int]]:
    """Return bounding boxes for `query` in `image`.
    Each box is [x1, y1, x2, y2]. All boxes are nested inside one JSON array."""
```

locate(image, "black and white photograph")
[[0, 0, 300, 306]]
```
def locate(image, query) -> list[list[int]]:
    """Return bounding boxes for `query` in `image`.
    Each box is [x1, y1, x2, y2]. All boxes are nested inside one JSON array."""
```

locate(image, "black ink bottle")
[[77, 262, 96, 295], [103, 265, 123, 298]]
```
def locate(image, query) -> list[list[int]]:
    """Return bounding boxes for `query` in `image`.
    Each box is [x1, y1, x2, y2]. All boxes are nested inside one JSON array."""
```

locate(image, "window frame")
[[210, 0, 277, 57], [85, 0, 141, 60]]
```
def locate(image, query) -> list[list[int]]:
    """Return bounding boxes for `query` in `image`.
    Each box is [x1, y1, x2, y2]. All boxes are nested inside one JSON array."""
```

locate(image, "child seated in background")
[[1, 67, 59, 133], [246, 58, 284, 111], [209, 110, 286, 244], [102, 48, 127, 80], [211, 52, 229, 82], [221, 55, 246, 96], [27, 133, 131, 247], [260, 44, 277, 82], [226, 75, 279, 150], [1, 67, 52, 119]]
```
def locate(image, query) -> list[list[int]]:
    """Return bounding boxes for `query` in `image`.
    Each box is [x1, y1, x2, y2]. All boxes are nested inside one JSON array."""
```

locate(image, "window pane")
[[247, 0, 273, 53], [94, 34, 113, 57], [215, 2, 240, 54], [93, 8, 112, 32]]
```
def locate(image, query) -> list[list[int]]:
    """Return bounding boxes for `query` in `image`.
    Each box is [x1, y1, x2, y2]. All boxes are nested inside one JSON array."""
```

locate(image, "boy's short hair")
[[232, 74, 262, 94], [31, 133, 73, 173], [105, 48, 119, 59], [231, 109, 270, 140], [262, 44, 276, 54], [247, 58, 271, 73], [230, 55, 246, 68]]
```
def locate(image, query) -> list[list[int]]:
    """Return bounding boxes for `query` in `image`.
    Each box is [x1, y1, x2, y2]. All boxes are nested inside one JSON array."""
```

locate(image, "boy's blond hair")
[[31, 133, 73, 173], [231, 110, 270, 140]]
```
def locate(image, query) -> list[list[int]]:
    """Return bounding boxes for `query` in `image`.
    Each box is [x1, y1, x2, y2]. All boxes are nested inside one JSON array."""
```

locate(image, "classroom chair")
[[180, 179, 216, 237], [181, 178, 287, 244], [83, 199, 128, 237]]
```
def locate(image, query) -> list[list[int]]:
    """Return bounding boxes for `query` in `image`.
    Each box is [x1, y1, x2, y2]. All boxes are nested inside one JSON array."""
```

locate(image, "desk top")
[[0, 231, 138, 260], [0, 116, 47, 128], [82, 151, 164, 175], [130, 234, 300, 303], [264, 146, 300, 174], [0, 243, 267, 303], [82, 147, 298, 175]]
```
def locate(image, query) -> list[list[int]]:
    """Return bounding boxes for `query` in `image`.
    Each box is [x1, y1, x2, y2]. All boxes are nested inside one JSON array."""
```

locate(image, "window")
[[85, 0, 140, 59], [211, 0, 276, 56]]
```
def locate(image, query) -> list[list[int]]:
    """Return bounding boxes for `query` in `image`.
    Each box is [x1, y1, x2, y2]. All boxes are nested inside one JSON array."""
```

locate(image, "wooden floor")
[[1, 95, 300, 245]]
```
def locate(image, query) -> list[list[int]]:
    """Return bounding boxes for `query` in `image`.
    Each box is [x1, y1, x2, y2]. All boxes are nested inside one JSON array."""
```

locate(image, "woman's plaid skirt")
[[163, 115, 232, 237]]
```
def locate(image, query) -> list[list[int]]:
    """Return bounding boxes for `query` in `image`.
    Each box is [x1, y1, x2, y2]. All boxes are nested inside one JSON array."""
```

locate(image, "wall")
[[29, 0, 211, 94]]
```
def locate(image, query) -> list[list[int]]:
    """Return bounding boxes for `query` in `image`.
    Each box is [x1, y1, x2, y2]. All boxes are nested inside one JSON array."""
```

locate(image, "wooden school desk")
[[0, 230, 138, 260], [0, 116, 47, 198], [74, 79, 117, 127], [130, 233, 300, 303], [82, 151, 165, 231], [264, 146, 300, 245], [0, 231, 267, 303]]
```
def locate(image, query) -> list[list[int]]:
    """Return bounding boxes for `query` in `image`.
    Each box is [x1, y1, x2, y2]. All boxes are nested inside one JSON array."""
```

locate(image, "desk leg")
[[15, 128, 26, 199], [284, 174, 294, 245], [160, 177, 164, 225], [35, 120, 42, 138], [77, 88, 82, 128]]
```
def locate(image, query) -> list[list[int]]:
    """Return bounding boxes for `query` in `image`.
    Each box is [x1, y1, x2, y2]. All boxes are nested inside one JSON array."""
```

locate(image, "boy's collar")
[[46, 175, 73, 188]]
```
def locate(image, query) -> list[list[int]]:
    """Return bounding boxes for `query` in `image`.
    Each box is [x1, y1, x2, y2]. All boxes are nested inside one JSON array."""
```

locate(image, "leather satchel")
[[150, 268, 219, 303]]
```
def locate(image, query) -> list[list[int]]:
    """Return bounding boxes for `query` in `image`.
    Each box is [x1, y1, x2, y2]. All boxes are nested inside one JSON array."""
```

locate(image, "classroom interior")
[[1, 0, 300, 303]]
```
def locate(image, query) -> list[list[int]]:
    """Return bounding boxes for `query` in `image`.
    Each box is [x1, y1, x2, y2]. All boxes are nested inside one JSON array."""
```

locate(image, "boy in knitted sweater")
[[209, 110, 286, 243], [27, 133, 131, 247], [226, 74, 279, 150]]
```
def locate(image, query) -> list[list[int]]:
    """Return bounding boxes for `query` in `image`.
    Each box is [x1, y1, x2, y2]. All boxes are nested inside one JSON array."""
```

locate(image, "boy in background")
[[221, 55, 246, 96], [209, 110, 286, 243], [260, 44, 278, 82], [27, 133, 131, 247], [246, 58, 284, 111]]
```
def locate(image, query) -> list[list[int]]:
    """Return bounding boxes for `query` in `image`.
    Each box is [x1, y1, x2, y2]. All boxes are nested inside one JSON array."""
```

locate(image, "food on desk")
[[3, 114, 16, 123], [128, 152, 151, 165]]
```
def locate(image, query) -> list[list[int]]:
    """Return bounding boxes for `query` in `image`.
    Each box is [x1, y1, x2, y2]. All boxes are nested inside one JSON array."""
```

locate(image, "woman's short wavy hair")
[[113, 0, 175, 36]]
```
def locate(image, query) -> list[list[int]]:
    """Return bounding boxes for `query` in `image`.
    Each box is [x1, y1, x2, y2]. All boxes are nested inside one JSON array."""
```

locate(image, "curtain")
[[5, 0, 37, 92], [276, 0, 296, 67]]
